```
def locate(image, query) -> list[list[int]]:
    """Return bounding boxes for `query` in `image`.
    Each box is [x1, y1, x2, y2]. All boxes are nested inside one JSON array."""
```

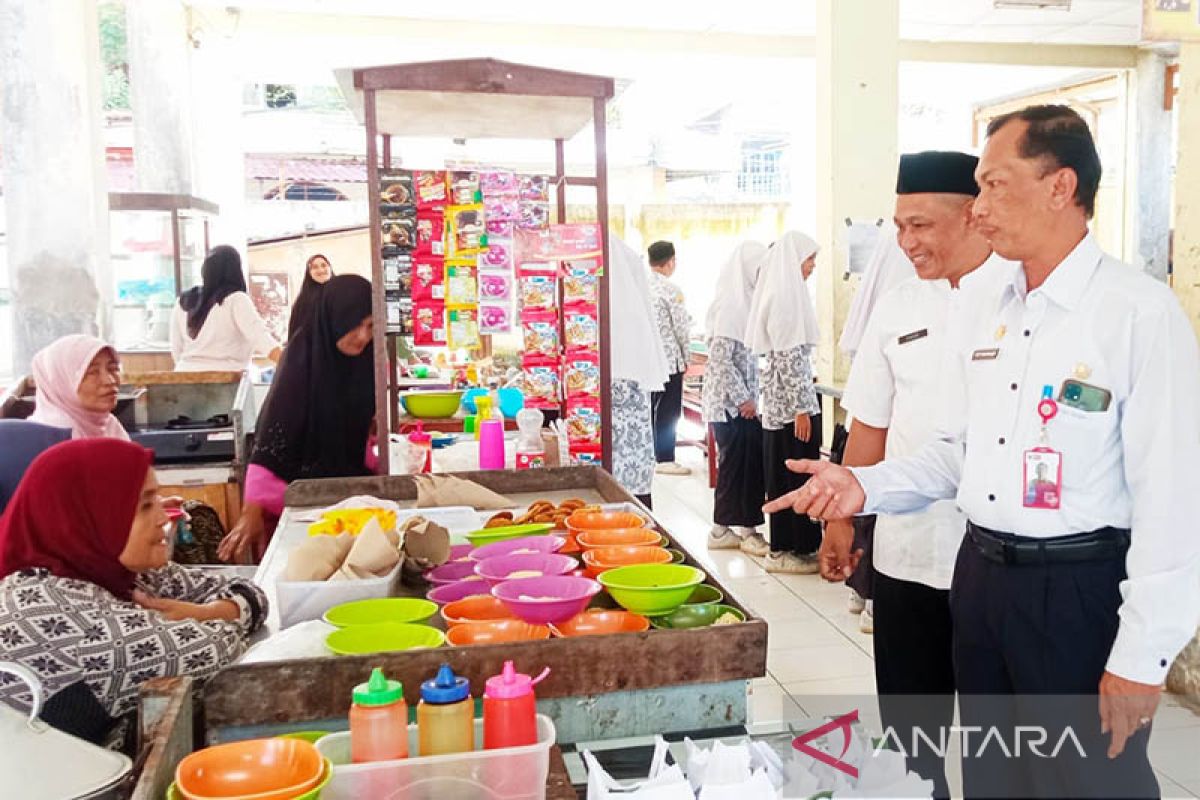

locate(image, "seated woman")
[[0, 439, 267, 744], [28, 334, 129, 440], [287, 253, 334, 341], [219, 274, 376, 563], [171, 245, 282, 372]]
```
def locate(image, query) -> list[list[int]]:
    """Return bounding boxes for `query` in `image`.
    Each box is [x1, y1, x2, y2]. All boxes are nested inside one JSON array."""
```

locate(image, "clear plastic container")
[[316, 715, 556, 800]]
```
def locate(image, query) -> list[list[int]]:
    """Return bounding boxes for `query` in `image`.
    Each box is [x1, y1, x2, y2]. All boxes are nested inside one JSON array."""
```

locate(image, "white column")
[[814, 0, 899, 435], [1175, 42, 1200, 339], [0, 0, 110, 374], [1132, 48, 1174, 282], [126, 0, 194, 194]]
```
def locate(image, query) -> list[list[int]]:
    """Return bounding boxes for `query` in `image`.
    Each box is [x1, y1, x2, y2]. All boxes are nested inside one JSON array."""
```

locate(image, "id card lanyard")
[[1023, 385, 1063, 510]]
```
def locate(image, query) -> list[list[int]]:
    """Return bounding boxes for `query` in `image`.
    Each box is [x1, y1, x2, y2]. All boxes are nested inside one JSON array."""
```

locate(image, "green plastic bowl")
[[683, 584, 724, 606], [322, 598, 438, 628], [464, 523, 555, 547], [325, 623, 444, 655], [276, 731, 333, 745], [167, 758, 333, 800], [401, 391, 465, 419], [650, 602, 745, 630], [597, 564, 705, 616], [665, 548, 686, 564]]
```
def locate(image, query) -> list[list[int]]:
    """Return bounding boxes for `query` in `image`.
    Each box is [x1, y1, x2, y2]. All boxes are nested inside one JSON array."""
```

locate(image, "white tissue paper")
[[584, 737, 692, 800], [238, 620, 336, 664]]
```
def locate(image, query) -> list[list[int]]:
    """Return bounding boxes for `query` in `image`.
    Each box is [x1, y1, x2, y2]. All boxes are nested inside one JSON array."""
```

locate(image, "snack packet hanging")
[[447, 308, 481, 350], [412, 257, 445, 303], [445, 263, 479, 307], [447, 204, 488, 257], [413, 302, 447, 346], [415, 171, 448, 209], [522, 314, 560, 358], [520, 273, 558, 311], [479, 303, 513, 335], [564, 308, 599, 351], [564, 351, 601, 398], [415, 211, 446, 256]]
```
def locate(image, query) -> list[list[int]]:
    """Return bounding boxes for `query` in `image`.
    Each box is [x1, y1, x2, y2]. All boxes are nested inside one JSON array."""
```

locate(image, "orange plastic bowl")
[[551, 609, 650, 637], [566, 511, 648, 532], [175, 738, 324, 800], [577, 528, 663, 551], [441, 595, 515, 628], [444, 619, 551, 646], [581, 545, 672, 578]]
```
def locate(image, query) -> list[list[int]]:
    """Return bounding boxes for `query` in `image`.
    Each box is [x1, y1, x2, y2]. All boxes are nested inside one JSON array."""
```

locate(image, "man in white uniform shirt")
[[830, 150, 1009, 799], [768, 105, 1200, 799]]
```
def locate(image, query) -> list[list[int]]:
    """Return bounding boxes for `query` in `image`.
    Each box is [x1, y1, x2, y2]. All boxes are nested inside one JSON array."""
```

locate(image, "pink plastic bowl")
[[469, 535, 565, 562], [426, 561, 483, 585], [474, 553, 578, 587], [491, 575, 602, 624], [448, 543, 475, 563], [427, 579, 493, 605]]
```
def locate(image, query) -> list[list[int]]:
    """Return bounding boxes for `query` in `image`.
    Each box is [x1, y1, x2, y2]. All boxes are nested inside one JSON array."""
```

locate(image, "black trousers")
[[711, 413, 765, 528], [874, 569, 956, 800], [763, 418, 822, 555], [846, 515, 876, 600], [650, 371, 684, 463], [950, 528, 1158, 799]]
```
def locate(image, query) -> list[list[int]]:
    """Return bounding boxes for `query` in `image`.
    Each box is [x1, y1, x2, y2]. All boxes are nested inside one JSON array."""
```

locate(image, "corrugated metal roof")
[[245, 155, 367, 183]]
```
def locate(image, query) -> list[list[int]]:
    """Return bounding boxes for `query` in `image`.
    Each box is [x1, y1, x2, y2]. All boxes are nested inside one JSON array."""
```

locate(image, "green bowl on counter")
[[401, 391, 464, 419], [597, 564, 705, 616], [650, 603, 746, 630]]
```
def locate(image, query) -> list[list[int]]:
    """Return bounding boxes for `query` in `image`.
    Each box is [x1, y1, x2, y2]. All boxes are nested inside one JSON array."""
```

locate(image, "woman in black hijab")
[[219, 274, 376, 562], [287, 254, 335, 340]]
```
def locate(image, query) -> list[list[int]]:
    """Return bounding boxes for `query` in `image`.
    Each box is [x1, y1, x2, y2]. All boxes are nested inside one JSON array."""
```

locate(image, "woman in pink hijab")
[[28, 335, 130, 440]]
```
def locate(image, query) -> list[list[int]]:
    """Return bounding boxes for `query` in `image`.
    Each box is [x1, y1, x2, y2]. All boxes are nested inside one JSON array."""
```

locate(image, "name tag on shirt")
[[897, 329, 928, 345], [971, 348, 1000, 361]]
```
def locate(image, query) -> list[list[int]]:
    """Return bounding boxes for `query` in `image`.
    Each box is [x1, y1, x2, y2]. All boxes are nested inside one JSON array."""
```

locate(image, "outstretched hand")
[[762, 459, 867, 521]]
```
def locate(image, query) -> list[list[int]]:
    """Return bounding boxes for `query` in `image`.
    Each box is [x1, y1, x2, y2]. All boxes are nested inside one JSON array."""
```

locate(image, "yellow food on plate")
[[306, 508, 397, 537], [713, 612, 741, 626], [507, 570, 543, 579]]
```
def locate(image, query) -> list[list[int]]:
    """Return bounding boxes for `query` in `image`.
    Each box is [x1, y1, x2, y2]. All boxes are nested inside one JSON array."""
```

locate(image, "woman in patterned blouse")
[[0, 439, 267, 744], [745, 231, 824, 574]]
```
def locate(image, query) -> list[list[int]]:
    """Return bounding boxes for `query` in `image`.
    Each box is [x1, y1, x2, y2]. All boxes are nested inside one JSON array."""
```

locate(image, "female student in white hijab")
[[702, 241, 770, 553], [608, 235, 671, 508], [745, 230, 823, 574]]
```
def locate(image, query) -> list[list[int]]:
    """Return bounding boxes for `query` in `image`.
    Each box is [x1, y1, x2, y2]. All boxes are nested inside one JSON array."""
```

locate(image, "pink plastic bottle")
[[482, 661, 549, 749], [408, 422, 433, 474], [478, 418, 505, 470], [350, 667, 408, 762]]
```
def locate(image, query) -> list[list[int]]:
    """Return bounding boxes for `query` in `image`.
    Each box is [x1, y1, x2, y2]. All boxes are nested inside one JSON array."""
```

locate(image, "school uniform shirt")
[[650, 272, 692, 374], [701, 336, 759, 424], [852, 233, 1200, 685], [760, 345, 820, 431], [170, 292, 280, 372], [841, 255, 1012, 590]]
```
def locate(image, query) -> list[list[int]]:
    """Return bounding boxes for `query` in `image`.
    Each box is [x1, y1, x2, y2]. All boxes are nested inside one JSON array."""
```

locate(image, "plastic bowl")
[[474, 553, 579, 586], [469, 534, 565, 562], [598, 564, 706, 616], [275, 731, 332, 745], [176, 738, 324, 800], [665, 548, 686, 564], [461, 387, 526, 418], [651, 603, 746, 630], [325, 623, 445, 655], [465, 523, 555, 547], [170, 759, 332, 800], [576, 528, 663, 551], [445, 619, 551, 646], [492, 575, 603, 624], [322, 598, 438, 628], [426, 561, 486, 585], [401, 391, 465, 419], [448, 543, 475, 563], [427, 579, 493, 605], [550, 609, 650, 637], [565, 511, 648, 532], [441, 594, 515, 628], [683, 584, 725, 606], [581, 545, 672, 578]]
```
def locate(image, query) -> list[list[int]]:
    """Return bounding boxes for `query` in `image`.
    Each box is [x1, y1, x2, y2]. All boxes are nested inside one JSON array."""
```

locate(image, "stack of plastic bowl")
[[564, 510, 651, 552], [445, 619, 552, 646], [173, 738, 331, 800], [550, 609, 650, 637], [474, 553, 579, 586], [581, 545, 672, 578], [491, 575, 602, 624], [440, 595, 514, 628]]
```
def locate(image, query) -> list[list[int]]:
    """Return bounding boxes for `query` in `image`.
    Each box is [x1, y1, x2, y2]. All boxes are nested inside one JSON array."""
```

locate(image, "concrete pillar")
[[814, 0, 899, 435], [1133, 48, 1173, 282], [126, 0, 194, 194], [0, 0, 110, 375]]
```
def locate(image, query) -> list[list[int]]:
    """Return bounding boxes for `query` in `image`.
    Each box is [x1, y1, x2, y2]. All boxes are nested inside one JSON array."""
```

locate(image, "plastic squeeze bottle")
[[478, 418, 505, 470], [514, 407, 546, 470], [483, 661, 549, 749], [350, 667, 408, 763], [417, 664, 474, 756], [408, 422, 432, 474]]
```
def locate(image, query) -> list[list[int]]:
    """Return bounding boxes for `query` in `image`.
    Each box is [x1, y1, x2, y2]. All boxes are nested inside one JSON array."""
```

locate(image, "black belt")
[[966, 522, 1130, 566]]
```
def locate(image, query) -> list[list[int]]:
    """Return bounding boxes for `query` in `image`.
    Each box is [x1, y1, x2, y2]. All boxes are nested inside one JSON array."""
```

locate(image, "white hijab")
[[745, 231, 820, 355], [609, 234, 670, 393], [839, 223, 916, 357], [705, 241, 767, 343]]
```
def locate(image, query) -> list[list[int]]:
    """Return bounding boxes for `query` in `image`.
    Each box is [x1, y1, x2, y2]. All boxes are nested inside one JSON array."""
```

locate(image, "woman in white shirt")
[[171, 246, 281, 372]]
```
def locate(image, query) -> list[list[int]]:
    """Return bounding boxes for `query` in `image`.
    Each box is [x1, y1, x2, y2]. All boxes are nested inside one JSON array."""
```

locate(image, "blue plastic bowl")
[[461, 387, 525, 419]]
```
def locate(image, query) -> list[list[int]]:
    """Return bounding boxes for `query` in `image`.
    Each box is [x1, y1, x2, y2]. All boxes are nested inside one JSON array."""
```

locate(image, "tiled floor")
[[651, 446, 1200, 799]]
